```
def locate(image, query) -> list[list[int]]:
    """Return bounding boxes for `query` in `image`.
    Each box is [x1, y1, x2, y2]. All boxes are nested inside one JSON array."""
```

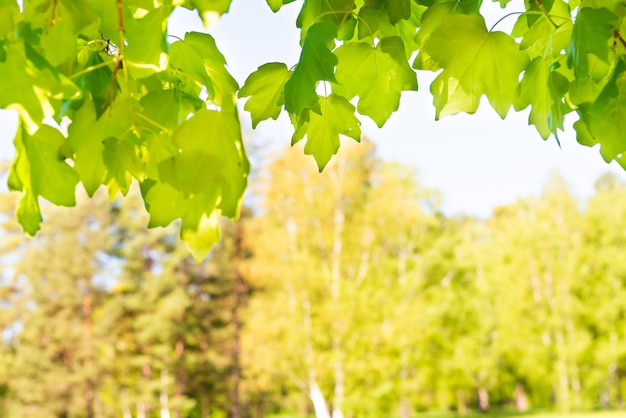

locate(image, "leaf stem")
[[310, 9, 353, 32], [70, 59, 116, 79], [46, 0, 58, 34], [489, 10, 570, 32], [613, 29, 626, 50], [168, 67, 205, 88], [116, 0, 131, 93], [536, 0, 559, 28], [86, 39, 113, 51], [489, 12, 523, 32], [354, 12, 374, 39], [133, 112, 173, 135]]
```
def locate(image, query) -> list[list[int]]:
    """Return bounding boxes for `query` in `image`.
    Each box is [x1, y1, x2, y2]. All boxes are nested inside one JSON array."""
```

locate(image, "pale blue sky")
[[2, 1, 625, 217]]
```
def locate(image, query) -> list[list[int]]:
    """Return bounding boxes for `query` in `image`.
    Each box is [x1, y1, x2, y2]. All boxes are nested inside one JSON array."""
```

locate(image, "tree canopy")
[[1, 0, 625, 257]]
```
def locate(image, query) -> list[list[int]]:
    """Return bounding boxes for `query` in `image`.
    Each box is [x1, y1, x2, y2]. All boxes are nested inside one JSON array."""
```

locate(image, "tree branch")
[[614, 29, 626, 50]]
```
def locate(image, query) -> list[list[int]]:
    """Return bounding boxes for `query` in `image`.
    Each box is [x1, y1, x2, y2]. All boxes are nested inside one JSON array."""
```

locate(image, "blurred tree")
[[98, 191, 241, 418], [0, 184, 247, 418], [0, 186, 22, 416], [417, 216, 499, 414], [576, 174, 626, 409], [2, 190, 115, 418], [242, 141, 438, 418], [486, 176, 585, 412]]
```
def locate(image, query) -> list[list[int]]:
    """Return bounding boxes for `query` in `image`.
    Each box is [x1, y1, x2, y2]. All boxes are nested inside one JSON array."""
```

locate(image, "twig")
[[614, 29, 626, 50], [116, 0, 130, 92]]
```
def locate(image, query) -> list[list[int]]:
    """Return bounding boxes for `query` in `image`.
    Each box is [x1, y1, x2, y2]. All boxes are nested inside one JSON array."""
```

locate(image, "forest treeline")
[[1, 143, 626, 418]]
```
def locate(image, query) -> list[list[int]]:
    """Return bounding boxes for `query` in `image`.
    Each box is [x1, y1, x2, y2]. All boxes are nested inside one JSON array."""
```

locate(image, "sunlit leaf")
[[334, 36, 417, 127], [239, 62, 291, 128], [422, 14, 529, 119], [292, 94, 361, 171]]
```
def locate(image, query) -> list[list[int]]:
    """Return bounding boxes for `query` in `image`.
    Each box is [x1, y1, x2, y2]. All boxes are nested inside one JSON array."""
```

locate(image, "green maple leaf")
[[141, 180, 222, 261], [102, 136, 144, 196], [357, 2, 424, 56], [139, 89, 181, 132], [0, 0, 19, 38], [386, 0, 411, 24], [40, 19, 76, 67], [67, 101, 107, 196], [292, 94, 361, 171], [73, 48, 117, 118], [238, 62, 291, 128], [69, 100, 147, 197], [28, 0, 97, 67], [138, 90, 181, 178], [0, 42, 45, 132], [334, 36, 417, 127], [266, 0, 297, 12], [514, 57, 570, 139], [284, 22, 338, 117], [159, 107, 248, 217], [296, 0, 356, 41], [9, 124, 79, 235], [86, 0, 117, 40], [569, 77, 608, 105], [567, 7, 617, 78], [413, 1, 479, 71], [575, 67, 626, 162], [512, 0, 573, 59], [24, 43, 81, 104], [181, 211, 221, 262], [138, 105, 249, 260], [357, 7, 397, 39], [422, 14, 529, 119], [170, 32, 239, 109], [188, 0, 232, 25], [124, 6, 169, 79]]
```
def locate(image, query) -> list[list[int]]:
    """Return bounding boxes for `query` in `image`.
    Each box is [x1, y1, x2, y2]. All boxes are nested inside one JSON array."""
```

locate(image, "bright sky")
[[2, 1, 625, 217]]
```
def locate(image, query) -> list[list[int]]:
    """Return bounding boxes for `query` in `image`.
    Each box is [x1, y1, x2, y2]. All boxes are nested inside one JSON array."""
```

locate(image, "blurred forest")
[[2, 142, 626, 418]]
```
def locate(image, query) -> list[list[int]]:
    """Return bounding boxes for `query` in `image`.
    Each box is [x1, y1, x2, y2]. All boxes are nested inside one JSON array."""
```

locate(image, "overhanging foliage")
[[1, 0, 625, 258]]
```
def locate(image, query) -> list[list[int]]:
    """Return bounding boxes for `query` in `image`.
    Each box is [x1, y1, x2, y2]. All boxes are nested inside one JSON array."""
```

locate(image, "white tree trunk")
[[332, 359, 344, 418], [121, 389, 132, 418], [309, 380, 331, 418], [160, 370, 171, 418], [329, 169, 345, 418], [137, 403, 147, 418]]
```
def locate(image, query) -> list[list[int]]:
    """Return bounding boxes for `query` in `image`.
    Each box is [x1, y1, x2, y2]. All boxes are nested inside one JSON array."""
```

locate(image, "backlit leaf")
[[296, 0, 356, 41], [161, 107, 248, 217], [170, 31, 238, 109], [124, 6, 169, 79], [284, 22, 338, 117], [575, 66, 626, 162], [514, 57, 571, 139], [67, 101, 107, 196], [9, 124, 79, 235], [238, 62, 291, 128], [422, 14, 529, 119], [0, 0, 19, 38], [334, 36, 417, 127], [266, 0, 297, 12], [292, 94, 361, 171], [0, 42, 46, 132], [567, 7, 617, 78], [387, 0, 411, 24]]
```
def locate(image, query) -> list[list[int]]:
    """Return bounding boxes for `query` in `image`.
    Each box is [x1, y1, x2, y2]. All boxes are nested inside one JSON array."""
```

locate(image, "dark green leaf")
[[284, 22, 338, 117], [567, 7, 617, 77], [239, 62, 291, 128]]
